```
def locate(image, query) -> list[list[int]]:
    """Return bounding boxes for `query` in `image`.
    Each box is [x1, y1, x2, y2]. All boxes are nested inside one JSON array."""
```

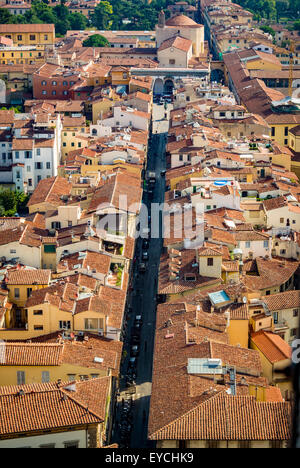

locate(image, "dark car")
[[130, 345, 140, 357], [142, 239, 149, 250], [142, 251, 149, 261], [139, 262, 147, 273], [128, 357, 137, 369], [131, 334, 141, 345]]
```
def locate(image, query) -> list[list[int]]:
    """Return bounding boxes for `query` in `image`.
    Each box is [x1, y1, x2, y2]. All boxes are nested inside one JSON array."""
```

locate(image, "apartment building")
[[0, 110, 62, 192], [0, 24, 55, 49]]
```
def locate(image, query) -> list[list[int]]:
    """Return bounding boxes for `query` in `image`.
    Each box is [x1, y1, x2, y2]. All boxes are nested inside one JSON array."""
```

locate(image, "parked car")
[[128, 357, 137, 369], [131, 334, 141, 345], [142, 251, 149, 261], [142, 239, 149, 250], [130, 345, 140, 357], [139, 263, 147, 273]]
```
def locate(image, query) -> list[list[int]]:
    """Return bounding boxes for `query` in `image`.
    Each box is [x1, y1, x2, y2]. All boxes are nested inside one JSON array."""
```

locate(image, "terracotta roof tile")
[[149, 393, 291, 441], [251, 330, 292, 363], [6, 269, 51, 285], [262, 290, 300, 311], [0, 378, 109, 437]]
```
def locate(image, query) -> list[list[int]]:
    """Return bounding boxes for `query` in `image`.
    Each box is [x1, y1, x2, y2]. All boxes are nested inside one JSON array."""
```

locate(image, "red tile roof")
[[0, 378, 109, 437], [6, 269, 51, 286], [262, 290, 300, 311], [251, 330, 292, 363], [149, 392, 291, 441]]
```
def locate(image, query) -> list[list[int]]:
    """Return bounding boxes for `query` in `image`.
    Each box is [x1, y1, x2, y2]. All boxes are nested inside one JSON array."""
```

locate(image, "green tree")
[[83, 34, 110, 47], [0, 189, 17, 216], [0, 8, 14, 23], [294, 20, 300, 31], [260, 25, 276, 37], [55, 18, 70, 36], [276, 0, 289, 22], [69, 12, 88, 30], [91, 1, 113, 30], [0, 189, 29, 216]]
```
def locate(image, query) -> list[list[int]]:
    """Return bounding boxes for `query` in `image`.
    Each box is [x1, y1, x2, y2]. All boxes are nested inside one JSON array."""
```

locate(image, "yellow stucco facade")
[[62, 122, 88, 160], [0, 47, 45, 65], [0, 28, 55, 48], [227, 319, 249, 349], [7, 283, 48, 310], [0, 363, 110, 387]]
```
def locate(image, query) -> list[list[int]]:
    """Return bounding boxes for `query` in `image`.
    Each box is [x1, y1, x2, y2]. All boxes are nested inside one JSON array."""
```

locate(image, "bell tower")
[[158, 10, 166, 28]]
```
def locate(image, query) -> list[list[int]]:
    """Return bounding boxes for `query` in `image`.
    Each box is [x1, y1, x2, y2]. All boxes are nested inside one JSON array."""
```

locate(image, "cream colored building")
[[156, 12, 205, 58]]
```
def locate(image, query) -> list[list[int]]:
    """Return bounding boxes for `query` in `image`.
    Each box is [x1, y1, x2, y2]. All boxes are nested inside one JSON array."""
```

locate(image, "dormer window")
[[185, 274, 196, 282]]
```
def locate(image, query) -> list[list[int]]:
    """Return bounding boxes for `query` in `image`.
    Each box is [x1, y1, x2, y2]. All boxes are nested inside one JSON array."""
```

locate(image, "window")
[[64, 441, 79, 449], [35, 162, 43, 170], [28, 179, 32, 187], [169, 59, 175, 65], [42, 90, 47, 95], [274, 312, 278, 324], [271, 127, 275, 137], [42, 371, 50, 383], [291, 328, 297, 337], [63, 90, 68, 96], [91, 374, 100, 379], [29, 35, 36, 41], [27, 288, 32, 298], [33, 310, 43, 316], [10, 249, 16, 254], [284, 139, 288, 145], [63, 81, 68, 86], [52, 81, 57, 86], [44, 243, 56, 253], [207, 258, 214, 266], [46, 162, 51, 170], [17, 35, 22, 41], [246, 241, 251, 248], [34, 325, 44, 331], [266, 290, 271, 296], [41, 81, 47, 86], [25, 151, 32, 159], [84, 318, 104, 331], [280, 218, 284, 224], [206, 441, 219, 448], [17, 371, 25, 385], [37, 148, 41, 156], [59, 321, 71, 330], [284, 127, 289, 136], [14, 288, 20, 299], [271, 441, 282, 449], [68, 374, 76, 381], [264, 240, 269, 248], [52, 90, 56, 96], [239, 441, 250, 448]]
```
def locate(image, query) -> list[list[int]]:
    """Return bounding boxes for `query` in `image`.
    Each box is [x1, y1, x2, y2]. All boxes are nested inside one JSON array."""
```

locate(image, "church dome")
[[165, 14, 198, 27]]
